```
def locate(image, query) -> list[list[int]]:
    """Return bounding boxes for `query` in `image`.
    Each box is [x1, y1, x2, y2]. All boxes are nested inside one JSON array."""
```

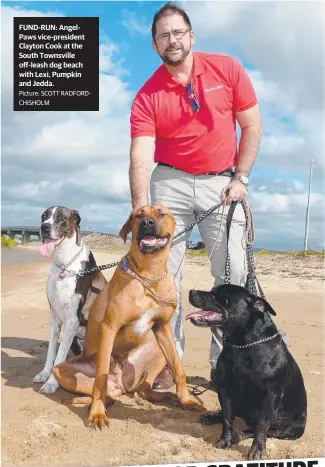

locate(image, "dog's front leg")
[[40, 296, 80, 393], [247, 391, 277, 460], [33, 310, 62, 385], [153, 322, 204, 412], [88, 320, 119, 428], [215, 387, 235, 449]]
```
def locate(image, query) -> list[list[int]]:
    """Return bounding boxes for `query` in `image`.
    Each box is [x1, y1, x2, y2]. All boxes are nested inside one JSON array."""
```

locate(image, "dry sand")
[[1, 242, 324, 467]]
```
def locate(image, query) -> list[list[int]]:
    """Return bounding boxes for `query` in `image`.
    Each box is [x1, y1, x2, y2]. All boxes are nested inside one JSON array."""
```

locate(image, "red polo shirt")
[[130, 52, 257, 174]]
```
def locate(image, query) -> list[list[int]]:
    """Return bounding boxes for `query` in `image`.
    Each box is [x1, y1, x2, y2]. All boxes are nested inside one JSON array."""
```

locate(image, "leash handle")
[[224, 202, 237, 285], [224, 200, 265, 299]]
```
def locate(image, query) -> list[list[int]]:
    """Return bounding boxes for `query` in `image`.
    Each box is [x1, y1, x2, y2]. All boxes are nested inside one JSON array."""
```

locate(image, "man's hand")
[[221, 179, 248, 204]]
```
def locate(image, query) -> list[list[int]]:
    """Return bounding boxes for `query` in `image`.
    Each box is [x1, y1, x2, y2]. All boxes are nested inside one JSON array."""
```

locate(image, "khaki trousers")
[[150, 165, 247, 368]]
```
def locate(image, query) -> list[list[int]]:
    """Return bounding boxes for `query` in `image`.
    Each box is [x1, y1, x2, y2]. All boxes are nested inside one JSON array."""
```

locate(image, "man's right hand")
[[132, 200, 148, 211]]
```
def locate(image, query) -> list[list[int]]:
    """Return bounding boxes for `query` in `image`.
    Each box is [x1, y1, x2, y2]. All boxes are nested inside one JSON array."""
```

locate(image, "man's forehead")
[[156, 13, 187, 32]]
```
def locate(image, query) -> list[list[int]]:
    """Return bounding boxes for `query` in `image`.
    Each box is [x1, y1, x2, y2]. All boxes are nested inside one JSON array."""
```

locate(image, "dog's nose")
[[41, 223, 51, 233], [139, 217, 155, 229]]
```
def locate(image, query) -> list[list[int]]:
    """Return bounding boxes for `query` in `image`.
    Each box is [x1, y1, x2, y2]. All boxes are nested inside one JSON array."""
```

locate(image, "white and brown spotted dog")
[[33, 206, 107, 393]]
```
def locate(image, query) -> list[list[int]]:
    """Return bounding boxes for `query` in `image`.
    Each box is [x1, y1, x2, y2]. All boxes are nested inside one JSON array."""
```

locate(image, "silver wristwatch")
[[233, 174, 250, 186]]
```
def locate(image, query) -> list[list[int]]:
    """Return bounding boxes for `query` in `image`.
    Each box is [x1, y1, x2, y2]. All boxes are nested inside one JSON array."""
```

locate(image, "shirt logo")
[[204, 85, 224, 92]]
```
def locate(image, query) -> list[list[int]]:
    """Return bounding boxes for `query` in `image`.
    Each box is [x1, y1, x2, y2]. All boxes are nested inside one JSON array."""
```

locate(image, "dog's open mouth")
[[185, 310, 223, 327], [138, 235, 170, 252], [40, 238, 62, 257]]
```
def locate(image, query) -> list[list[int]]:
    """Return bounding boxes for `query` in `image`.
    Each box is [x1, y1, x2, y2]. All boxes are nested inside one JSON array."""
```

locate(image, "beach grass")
[[1, 236, 16, 248], [187, 248, 324, 257]]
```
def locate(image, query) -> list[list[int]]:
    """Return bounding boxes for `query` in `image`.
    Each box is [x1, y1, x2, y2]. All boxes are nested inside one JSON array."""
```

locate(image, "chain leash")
[[76, 202, 224, 278]]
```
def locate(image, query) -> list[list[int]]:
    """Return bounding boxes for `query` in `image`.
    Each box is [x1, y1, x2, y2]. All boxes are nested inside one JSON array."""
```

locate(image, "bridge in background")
[[1, 226, 119, 243]]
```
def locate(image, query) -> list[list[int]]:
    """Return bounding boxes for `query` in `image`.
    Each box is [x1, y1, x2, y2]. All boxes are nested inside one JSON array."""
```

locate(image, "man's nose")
[[168, 34, 177, 44]]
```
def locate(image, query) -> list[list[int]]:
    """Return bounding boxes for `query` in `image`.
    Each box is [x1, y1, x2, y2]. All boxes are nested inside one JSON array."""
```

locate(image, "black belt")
[[157, 162, 234, 177]]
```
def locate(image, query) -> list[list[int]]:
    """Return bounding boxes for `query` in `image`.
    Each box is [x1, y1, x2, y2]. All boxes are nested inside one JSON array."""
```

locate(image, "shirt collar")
[[162, 52, 206, 88]]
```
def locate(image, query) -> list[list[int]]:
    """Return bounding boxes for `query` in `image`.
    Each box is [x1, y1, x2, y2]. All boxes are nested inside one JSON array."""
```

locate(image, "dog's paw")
[[180, 397, 205, 412], [39, 376, 59, 394], [247, 443, 265, 460], [88, 400, 110, 430], [199, 410, 223, 425], [215, 437, 233, 450], [33, 370, 51, 383]]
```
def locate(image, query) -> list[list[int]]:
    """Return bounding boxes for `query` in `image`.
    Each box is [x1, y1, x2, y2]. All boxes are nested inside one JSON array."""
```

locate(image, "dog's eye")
[[219, 294, 229, 306], [159, 212, 167, 217]]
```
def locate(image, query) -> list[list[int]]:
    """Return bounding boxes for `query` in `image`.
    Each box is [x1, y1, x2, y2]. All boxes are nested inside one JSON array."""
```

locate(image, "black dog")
[[187, 284, 307, 460]]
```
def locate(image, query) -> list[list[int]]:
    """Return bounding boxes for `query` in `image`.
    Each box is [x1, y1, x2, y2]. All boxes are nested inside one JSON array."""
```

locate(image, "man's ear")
[[119, 213, 132, 243], [152, 39, 158, 54], [251, 296, 276, 316], [190, 29, 195, 46]]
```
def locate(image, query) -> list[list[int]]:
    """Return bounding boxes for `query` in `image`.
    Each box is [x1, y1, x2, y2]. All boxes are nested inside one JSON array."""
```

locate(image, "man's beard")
[[160, 43, 190, 66]]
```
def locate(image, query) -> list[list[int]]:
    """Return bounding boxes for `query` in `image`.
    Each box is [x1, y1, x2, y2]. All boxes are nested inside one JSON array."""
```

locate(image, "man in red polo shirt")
[[128, 2, 262, 389]]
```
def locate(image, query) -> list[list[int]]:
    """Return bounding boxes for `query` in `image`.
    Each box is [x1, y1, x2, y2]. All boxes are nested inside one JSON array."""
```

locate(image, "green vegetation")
[[187, 249, 208, 257], [187, 248, 324, 257], [1, 236, 16, 248], [287, 249, 324, 257], [254, 249, 324, 257]]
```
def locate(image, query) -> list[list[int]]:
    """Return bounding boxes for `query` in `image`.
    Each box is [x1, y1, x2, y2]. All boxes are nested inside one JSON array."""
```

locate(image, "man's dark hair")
[[151, 2, 192, 40]]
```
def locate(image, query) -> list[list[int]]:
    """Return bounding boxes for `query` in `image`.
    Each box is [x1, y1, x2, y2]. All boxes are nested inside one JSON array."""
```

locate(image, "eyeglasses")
[[155, 28, 190, 44], [186, 81, 200, 112]]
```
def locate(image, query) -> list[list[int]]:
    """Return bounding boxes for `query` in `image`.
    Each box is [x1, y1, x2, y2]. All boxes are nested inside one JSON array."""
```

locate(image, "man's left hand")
[[221, 180, 248, 204]]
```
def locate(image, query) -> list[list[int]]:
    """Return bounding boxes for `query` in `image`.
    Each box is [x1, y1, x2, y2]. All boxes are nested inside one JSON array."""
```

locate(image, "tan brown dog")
[[53, 205, 203, 428]]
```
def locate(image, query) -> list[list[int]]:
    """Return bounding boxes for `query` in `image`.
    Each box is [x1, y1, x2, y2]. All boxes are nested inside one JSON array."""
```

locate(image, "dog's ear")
[[72, 210, 81, 246], [251, 296, 276, 316], [119, 213, 132, 243]]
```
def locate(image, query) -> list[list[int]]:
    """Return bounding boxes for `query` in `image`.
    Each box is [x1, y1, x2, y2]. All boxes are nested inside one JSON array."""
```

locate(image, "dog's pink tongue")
[[186, 310, 219, 320], [40, 239, 56, 257], [140, 236, 156, 247]]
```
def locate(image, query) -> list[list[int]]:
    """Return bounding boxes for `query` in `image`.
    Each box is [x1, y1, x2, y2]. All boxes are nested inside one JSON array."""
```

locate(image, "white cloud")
[[293, 181, 304, 191], [184, 0, 325, 179], [1, 2, 324, 251], [251, 191, 324, 214], [1, 5, 134, 232], [120, 9, 151, 36]]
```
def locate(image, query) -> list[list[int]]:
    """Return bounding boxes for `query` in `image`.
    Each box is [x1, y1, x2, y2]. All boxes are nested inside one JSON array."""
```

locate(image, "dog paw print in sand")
[[29, 343, 48, 356], [144, 434, 211, 464], [30, 416, 65, 437]]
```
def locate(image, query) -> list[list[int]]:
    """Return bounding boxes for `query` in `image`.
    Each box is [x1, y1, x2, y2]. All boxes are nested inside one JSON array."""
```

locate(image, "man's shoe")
[[152, 366, 174, 391]]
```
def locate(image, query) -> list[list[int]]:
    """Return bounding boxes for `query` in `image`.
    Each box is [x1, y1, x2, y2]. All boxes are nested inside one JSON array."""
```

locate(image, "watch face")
[[235, 176, 249, 185]]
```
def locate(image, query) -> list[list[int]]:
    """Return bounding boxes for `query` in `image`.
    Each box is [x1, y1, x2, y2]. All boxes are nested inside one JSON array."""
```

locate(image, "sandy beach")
[[1, 242, 324, 467]]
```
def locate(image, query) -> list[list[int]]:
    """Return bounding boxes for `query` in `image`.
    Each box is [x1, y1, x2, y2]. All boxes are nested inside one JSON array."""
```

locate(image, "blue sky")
[[1, 1, 324, 251]]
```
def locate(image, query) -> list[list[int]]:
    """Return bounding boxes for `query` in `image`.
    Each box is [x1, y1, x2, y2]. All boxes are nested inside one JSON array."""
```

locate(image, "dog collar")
[[223, 330, 286, 349], [119, 256, 176, 305], [121, 255, 168, 283], [55, 242, 84, 279]]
